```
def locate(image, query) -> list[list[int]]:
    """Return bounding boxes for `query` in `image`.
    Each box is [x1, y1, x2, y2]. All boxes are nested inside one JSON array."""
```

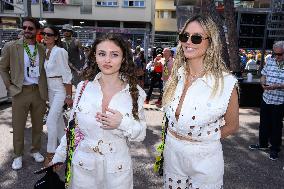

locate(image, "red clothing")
[[154, 64, 163, 73]]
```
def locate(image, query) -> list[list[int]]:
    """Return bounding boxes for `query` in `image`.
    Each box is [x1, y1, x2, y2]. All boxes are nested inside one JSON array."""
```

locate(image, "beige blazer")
[[0, 38, 48, 100]]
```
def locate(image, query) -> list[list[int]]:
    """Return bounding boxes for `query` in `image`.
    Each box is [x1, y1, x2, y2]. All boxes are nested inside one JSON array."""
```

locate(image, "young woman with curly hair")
[[51, 34, 147, 189], [162, 15, 239, 189]]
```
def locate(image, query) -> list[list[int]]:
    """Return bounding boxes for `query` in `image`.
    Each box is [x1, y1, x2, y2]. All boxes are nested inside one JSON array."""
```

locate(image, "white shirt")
[[52, 72, 147, 163], [23, 45, 39, 85], [44, 46, 72, 84], [165, 67, 237, 142]]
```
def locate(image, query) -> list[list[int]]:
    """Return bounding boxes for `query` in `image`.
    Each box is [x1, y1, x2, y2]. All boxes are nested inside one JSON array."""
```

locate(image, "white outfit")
[[23, 45, 39, 85], [44, 46, 72, 153], [163, 67, 237, 189], [52, 73, 147, 189]]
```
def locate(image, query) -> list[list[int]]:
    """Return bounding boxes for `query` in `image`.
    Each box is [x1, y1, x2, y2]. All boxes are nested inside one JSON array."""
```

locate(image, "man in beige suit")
[[0, 17, 48, 170]]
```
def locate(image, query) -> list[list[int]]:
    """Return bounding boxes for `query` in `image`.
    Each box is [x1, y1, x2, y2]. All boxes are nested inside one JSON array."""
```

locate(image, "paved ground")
[[0, 98, 284, 189]]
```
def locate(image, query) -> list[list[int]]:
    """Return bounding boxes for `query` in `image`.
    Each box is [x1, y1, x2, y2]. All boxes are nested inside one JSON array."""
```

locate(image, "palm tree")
[[200, 0, 230, 68], [224, 0, 241, 76]]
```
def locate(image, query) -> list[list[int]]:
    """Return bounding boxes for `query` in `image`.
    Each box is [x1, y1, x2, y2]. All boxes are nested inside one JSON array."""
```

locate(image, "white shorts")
[[164, 132, 224, 189]]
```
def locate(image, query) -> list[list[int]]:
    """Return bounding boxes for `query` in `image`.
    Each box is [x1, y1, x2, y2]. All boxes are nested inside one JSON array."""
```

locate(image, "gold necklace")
[[188, 70, 204, 82]]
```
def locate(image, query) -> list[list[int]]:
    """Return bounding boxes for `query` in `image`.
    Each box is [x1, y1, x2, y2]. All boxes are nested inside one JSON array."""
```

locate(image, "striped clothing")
[[261, 59, 284, 105]]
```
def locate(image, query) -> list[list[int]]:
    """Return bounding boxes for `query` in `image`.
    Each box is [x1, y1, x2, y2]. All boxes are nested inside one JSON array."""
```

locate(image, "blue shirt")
[[261, 59, 284, 105]]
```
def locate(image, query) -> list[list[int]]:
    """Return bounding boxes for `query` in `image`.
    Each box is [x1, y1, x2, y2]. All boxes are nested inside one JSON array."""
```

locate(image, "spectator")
[[41, 25, 73, 167], [61, 24, 84, 87], [144, 54, 163, 105], [245, 54, 258, 72], [161, 48, 174, 86], [0, 17, 48, 170], [249, 41, 284, 160]]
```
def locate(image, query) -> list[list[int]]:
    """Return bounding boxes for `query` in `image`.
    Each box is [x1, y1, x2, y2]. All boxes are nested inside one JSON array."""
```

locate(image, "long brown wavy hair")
[[82, 34, 140, 120], [163, 14, 229, 105]]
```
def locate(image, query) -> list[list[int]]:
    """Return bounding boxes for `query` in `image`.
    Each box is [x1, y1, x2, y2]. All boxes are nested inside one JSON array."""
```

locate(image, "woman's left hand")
[[64, 98, 73, 108], [96, 108, 123, 130]]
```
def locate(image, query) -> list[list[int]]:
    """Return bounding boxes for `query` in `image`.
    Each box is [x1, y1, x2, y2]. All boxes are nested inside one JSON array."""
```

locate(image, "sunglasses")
[[179, 33, 210, 44], [62, 29, 72, 32], [272, 52, 284, 57], [22, 26, 35, 31], [40, 32, 56, 37]]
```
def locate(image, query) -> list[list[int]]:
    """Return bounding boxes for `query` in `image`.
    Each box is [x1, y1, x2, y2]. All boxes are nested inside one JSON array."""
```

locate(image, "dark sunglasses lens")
[[46, 33, 54, 37], [274, 53, 283, 56], [179, 33, 189, 42], [41, 32, 54, 37], [191, 35, 202, 44], [23, 26, 34, 31]]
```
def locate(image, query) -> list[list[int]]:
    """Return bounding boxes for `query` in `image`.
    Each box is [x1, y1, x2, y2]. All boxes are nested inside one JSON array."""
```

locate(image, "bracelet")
[[66, 95, 72, 99]]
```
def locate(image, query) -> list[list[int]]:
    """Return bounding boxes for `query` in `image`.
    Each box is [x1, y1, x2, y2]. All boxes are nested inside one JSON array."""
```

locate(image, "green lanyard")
[[163, 60, 169, 76], [23, 41, 38, 67]]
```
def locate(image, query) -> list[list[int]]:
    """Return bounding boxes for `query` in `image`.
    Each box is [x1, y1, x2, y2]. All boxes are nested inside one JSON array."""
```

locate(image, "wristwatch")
[[66, 95, 72, 99]]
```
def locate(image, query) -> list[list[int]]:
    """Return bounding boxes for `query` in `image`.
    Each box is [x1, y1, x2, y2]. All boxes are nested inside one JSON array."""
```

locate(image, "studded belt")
[[79, 139, 118, 155], [168, 128, 201, 142]]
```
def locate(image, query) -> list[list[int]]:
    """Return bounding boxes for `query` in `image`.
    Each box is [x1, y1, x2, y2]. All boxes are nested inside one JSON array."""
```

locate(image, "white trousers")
[[164, 132, 224, 189], [46, 78, 66, 153]]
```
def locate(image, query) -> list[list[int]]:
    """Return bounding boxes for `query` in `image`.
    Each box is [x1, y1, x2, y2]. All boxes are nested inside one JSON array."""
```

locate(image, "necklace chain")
[[188, 70, 204, 82]]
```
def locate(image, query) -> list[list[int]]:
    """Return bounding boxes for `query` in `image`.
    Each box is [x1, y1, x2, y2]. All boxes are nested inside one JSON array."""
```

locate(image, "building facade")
[[0, 0, 155, 51], [154, 0, 177, 47]]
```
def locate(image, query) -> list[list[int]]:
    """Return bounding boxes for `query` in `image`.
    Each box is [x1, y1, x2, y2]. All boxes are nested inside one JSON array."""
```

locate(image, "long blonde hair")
[[163, 14, 229, 105]]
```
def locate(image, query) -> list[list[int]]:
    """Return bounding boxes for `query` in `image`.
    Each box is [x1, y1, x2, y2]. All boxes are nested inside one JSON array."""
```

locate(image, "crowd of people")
[[0, 14, 283, 189], [239, 48, 273, 73]]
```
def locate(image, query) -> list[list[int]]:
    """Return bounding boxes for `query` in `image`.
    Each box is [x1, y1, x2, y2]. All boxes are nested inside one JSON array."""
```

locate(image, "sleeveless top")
[[164, 67, 238, 142]]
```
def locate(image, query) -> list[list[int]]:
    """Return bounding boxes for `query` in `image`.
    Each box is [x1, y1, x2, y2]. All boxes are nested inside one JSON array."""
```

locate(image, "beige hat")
[[62, 24, 73, 31]]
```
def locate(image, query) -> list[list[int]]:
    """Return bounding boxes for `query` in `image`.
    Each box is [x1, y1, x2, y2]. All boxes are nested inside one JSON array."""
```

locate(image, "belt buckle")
[[92, 140, 104, 155]]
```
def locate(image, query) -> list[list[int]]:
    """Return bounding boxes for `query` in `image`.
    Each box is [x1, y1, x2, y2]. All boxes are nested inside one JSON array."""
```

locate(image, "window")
[[156, 10, 176, 19], [96, 0, 118, 6], [123, 0, 145, 7], [3, 0, 14, 11], [81, 0, 92, 14], [43, 0, 54, 12], [171, 11, 176, 19]]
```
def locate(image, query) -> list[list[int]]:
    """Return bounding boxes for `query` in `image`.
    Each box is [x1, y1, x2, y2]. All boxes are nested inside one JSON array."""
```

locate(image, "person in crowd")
[[51, 33, 147, 188], [162, 14, 239, 189], [81, 45, 93, 69], [249, 41, 284, 160], [61, 24, 84, 87], [41, 26, 73, 167], [161, 48, 174, 87], [144, 54, 163, 105], [134, 50, 146, 88], [245, 54, 258, 72], [0, 17, 48, 170]]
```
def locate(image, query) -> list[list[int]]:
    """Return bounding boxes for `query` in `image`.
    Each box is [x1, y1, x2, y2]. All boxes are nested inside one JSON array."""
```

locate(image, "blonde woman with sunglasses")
[[162, 15, 239, 189]]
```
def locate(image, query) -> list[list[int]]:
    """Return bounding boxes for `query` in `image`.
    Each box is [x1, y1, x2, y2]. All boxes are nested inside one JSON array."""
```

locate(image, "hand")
[[48, 162, 64, 172], [262, 84, 279, 90], [64, 98, 73, 108], [96, 108, 123, 130]]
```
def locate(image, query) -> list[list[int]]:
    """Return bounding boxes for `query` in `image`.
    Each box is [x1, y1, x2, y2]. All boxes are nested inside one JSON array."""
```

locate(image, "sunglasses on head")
[[22, 26, 35, 31], [40, 32, 55, 37], [178, 33, 210, 44]]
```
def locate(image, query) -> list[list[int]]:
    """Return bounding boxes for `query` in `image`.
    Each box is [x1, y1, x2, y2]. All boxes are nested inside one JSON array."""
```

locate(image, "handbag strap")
[[71, 80, 89, 120]]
